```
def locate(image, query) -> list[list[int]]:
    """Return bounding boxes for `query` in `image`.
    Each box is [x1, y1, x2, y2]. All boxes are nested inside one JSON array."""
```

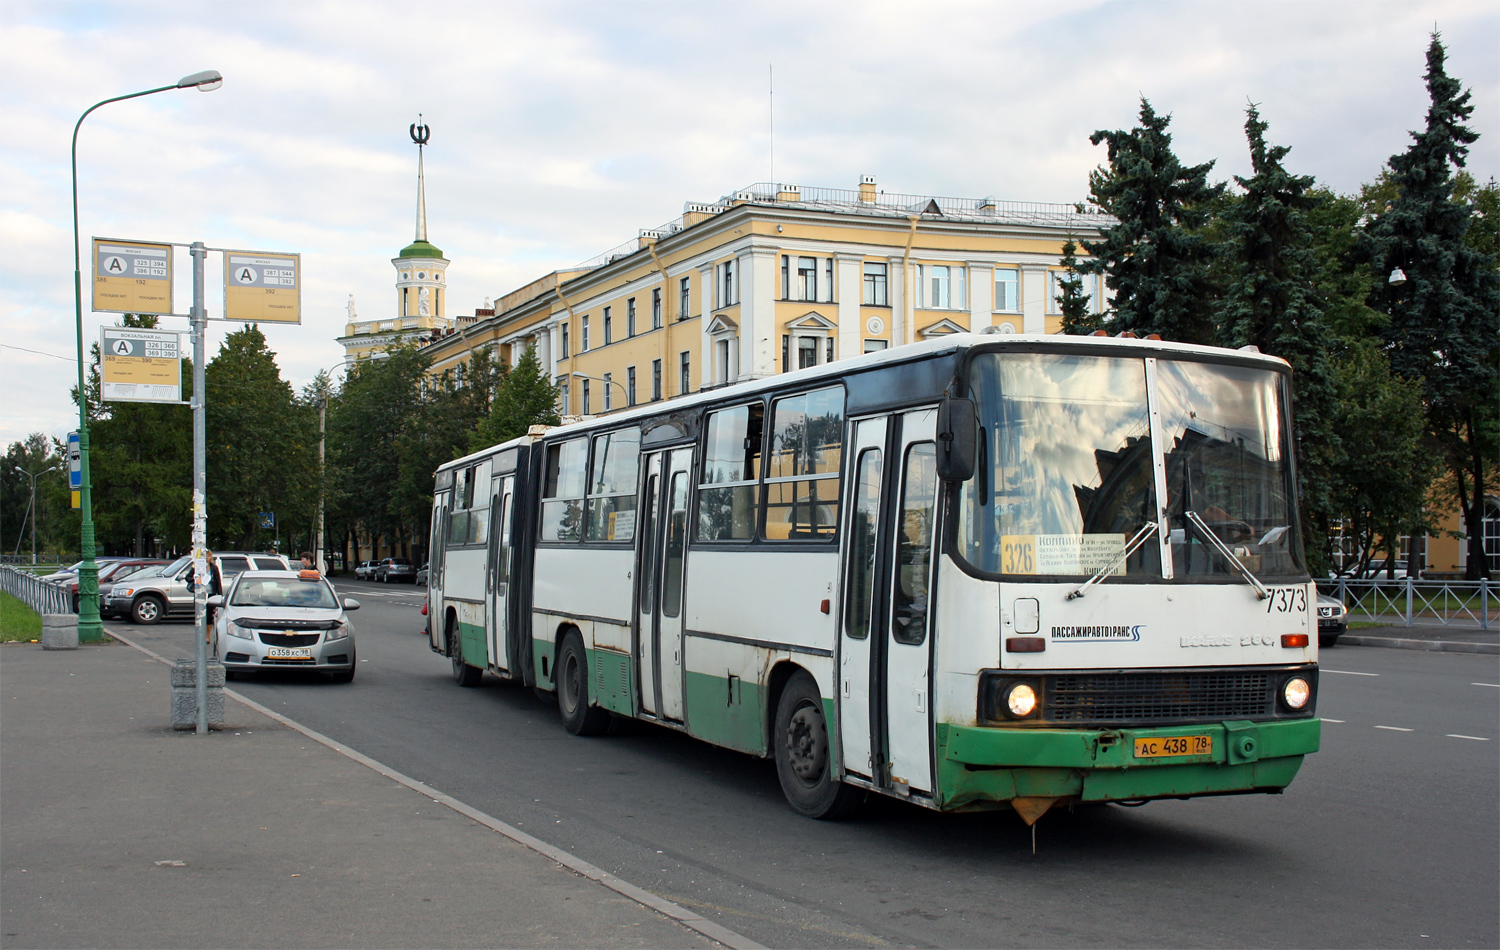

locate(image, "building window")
[[719, 259, 736, 308], [679, 277, 690, 319], [864, 339, 888, 354], [995, 267, 1020, 312], [559, 380, 570, 415], [581, 379, 591, 415], [1048, 270, 1098, 314], [798, 336, 818, 370], [627, 366, 637, 406], [603, 372, 613, 411], [798, 257, 818, 302], [827, 337, 835, 363], [918, 264, 966, 309], [581, 315, 590, 352], [781, 255, 790, 299], [717, 339, 731, 383], [825, 259, 834, 301], [652, 359, 662, 401], [603, 306, 612, 345], [863, 262, 888, 306], [652, 289, 662, 329], [627, 298, 636, 337], [560, 323, 570, 358], [679, 351, 690, 395]]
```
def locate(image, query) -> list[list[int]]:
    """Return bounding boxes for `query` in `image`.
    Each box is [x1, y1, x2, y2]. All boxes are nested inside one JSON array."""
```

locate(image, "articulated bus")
[[425, 333, 1319, 820]]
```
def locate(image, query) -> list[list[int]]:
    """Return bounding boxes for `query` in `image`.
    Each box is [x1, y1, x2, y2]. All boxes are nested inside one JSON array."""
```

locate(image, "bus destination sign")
[[224, 251, 301, 324], [100, 327, 184, 404]]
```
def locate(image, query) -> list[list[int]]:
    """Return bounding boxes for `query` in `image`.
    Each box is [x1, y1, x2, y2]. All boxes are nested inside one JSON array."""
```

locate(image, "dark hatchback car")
[[374, 557, 416, 583]]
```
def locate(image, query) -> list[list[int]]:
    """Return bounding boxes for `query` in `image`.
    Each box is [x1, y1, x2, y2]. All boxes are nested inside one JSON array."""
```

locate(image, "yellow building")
[[418, 177, 1113, 414], [338, 125, 455, 364]]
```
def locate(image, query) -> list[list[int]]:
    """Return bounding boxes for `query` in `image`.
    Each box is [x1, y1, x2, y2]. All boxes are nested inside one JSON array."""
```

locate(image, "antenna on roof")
[[768, 63, 774, 185]]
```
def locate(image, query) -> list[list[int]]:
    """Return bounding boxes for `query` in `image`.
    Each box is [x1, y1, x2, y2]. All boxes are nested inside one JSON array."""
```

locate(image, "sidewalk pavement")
[[0, 637, 733, 950], [1335, 618, 1497, 656]]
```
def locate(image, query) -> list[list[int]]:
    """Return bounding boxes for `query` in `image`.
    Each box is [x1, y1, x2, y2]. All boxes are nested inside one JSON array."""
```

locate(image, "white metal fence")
[[0, 565, 74, 615], [1325, 577, 1494, 630]]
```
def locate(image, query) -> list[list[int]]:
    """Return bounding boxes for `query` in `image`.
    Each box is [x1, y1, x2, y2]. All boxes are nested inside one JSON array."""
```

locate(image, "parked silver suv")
[[104, 552, 291, 624]]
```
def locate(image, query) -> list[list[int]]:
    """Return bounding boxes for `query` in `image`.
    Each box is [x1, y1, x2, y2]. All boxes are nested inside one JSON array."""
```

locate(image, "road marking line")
[[1374, 726, 1414, 732], [1320, 718, 1345, 723], [1322, 670, 1379, 676], [1446, 734, 1491, 741], [105, 628, 767, 950], [1473, 683, 1500, 688]]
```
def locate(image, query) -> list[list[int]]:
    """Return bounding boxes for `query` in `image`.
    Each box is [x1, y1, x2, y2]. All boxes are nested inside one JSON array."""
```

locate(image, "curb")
[[106, 628, 765, 950], [1341, 634, 1498, 655]]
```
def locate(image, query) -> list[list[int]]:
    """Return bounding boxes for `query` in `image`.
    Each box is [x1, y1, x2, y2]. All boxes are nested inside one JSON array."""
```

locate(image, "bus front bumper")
[[934, 718, 1320, 810]]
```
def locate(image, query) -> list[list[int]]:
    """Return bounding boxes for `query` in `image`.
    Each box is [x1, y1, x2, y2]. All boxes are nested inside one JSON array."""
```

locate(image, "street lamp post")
[[12, 464, 61, 565], [70, 69, 222, 642]]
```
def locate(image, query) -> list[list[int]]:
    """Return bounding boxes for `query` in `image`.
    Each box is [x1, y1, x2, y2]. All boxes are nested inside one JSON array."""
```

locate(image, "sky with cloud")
[[2, 0, 1497, 448]]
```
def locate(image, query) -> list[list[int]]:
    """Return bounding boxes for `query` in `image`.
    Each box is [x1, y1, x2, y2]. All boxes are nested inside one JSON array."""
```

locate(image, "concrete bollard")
[[169, 658, 226, 730], [41, 614, 79, 651]]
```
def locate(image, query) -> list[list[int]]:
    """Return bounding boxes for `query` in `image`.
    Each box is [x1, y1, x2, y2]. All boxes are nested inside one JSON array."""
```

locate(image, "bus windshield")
[[957, 352, 1305, 580]]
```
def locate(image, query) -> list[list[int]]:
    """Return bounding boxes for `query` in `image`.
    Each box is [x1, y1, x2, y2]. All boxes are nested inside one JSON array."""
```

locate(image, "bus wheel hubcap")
[[787, 705, 824, 783]]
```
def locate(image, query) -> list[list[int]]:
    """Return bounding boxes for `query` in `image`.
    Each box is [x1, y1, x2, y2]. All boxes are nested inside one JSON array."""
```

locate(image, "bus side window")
[[697, 403, 763, 541], [765, 386, 844, 541], [892, 442, 937, 645], [844, 448, 882, 640], [541, 439, 588, 542], [586, 428, 641, 542], [662, 472, 689, 618]]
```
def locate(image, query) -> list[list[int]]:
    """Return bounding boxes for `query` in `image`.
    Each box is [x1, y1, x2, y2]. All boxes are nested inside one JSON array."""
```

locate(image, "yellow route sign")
[[100, 327, 184, 403], [92, 238, 173, 315], [224, 251, 301, 323]]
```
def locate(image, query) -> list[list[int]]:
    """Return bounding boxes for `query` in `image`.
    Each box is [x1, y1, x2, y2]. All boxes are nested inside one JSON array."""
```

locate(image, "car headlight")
[[225, 621, 252, 640], [116, 589, 133, 597], [1282, 676, 1311, 710], [326, 621, 351, 641], [1006, 683, 1038, 718]]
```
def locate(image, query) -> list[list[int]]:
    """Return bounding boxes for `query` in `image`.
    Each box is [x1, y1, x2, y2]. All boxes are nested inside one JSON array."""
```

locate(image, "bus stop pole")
[[191, 240, 208, 735]]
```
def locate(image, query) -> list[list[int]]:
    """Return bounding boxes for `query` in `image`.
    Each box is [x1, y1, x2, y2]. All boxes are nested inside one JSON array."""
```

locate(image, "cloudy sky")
[[2, 0, 1497, 449]]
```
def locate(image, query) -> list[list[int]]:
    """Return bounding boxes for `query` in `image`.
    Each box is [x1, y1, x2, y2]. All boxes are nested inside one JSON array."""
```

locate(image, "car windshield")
[[231, 577, 340, 609], [162, 555, 192, 577], [117, 564, 166, 582], [956, 351, 1305, 580]]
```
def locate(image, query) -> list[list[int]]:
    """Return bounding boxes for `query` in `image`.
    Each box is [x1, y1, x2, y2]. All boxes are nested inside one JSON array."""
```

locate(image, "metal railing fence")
[[0, 565, 74, 615], [1327, 577, 1493, 630]]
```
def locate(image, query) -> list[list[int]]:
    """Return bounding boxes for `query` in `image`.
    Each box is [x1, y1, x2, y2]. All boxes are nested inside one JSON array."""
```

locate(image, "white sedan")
[[208, 570, 360, 682]]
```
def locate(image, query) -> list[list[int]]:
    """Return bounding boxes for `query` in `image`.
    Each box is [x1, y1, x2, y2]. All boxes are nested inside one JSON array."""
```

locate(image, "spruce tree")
[[471, 345, 560, 452], [1082, 98, 1225, 344], [1359, 34, 1500, 578], [1217, 105, 1341, 574], [1056, 239, 1102, 334]]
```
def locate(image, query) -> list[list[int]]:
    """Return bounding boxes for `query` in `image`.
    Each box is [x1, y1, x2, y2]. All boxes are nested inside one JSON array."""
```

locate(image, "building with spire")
[[337, 118, 457, 364]]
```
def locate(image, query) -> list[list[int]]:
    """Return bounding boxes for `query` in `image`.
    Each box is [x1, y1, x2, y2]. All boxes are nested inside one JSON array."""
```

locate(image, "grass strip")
[[1, 592, 43, 642]]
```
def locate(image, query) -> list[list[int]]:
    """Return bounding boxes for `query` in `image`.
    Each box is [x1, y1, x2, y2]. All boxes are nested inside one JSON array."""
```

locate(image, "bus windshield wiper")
[[1067, 521, 1159, 600], [1184, 509, 1271, 600]]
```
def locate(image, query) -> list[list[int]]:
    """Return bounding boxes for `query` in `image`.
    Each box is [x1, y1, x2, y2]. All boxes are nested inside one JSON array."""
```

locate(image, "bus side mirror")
[[937, 397, 977, 482]]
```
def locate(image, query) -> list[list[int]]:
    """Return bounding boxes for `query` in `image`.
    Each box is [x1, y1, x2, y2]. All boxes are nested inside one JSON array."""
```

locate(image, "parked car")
[[355, 560, 379, 581], [51, 558, 168, 611], [39, 557, 127, 584], [104, 552, 290, 624], [374, 557, 416, 583], [209, 569, 360, 682], [99, 562, 173, 618], [415, 562, 429, 587], [1316, 588, 1348, 647]]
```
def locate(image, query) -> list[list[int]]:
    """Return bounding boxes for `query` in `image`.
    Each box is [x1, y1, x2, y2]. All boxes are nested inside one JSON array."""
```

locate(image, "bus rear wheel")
[[774, 671, 864, 820], [448, 616, 481, 687], [557, 634, 610, 736]]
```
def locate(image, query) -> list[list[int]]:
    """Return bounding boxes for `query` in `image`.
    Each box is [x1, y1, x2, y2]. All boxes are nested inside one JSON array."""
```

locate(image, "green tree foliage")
[[1055, 239, 1102, 335], [470, 345, 560, 452], [1358, 34, 1500, 578], [1215, 105, 1341, 574], [1083, 98, 1225, 344], [2, 434, 67, 560], [205, 325, 317, 551]]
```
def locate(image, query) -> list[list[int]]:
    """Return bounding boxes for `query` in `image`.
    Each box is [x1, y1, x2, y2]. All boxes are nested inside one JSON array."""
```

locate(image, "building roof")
[[398, 240, 445, 260]]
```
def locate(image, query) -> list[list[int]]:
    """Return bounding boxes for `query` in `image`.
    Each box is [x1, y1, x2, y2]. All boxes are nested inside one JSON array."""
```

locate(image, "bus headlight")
[[1282, 676, 1311, 710], [1006, 683, 1038, 718]]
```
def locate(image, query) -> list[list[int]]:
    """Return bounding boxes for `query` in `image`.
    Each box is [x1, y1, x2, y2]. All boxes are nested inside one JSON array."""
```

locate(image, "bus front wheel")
[[448, 616, 482, 687], [557, 634, 610, 736], [774, 671, 864, 820]]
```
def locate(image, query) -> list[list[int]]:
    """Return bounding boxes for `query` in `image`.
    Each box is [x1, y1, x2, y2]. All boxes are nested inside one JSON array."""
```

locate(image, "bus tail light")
[[1281, 634, 1309, 648], [1005, 637, 1045, 653]]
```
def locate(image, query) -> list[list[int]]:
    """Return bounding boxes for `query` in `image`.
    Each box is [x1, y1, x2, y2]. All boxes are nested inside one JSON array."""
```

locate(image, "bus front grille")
[[1046, 670, 1272, 723]]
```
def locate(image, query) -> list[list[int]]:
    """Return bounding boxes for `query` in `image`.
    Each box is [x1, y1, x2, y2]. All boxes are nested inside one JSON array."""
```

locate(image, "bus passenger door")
[[635, 448, 691, 722], [838, 417, 886, 780], [883, 409, 938, 796], [487, 477, 514, 673]]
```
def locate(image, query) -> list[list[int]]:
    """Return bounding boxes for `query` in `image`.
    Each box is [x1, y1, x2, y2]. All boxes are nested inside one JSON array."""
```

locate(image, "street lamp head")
[[177, 70, 223, 92]]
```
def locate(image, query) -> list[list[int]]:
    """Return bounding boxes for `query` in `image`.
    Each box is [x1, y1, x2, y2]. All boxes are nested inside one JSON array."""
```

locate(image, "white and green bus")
[[425, 333, 1320, 821]]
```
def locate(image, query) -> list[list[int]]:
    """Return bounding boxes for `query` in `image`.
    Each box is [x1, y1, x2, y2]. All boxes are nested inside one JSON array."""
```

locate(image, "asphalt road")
[[119, 579, 1500, 949]]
